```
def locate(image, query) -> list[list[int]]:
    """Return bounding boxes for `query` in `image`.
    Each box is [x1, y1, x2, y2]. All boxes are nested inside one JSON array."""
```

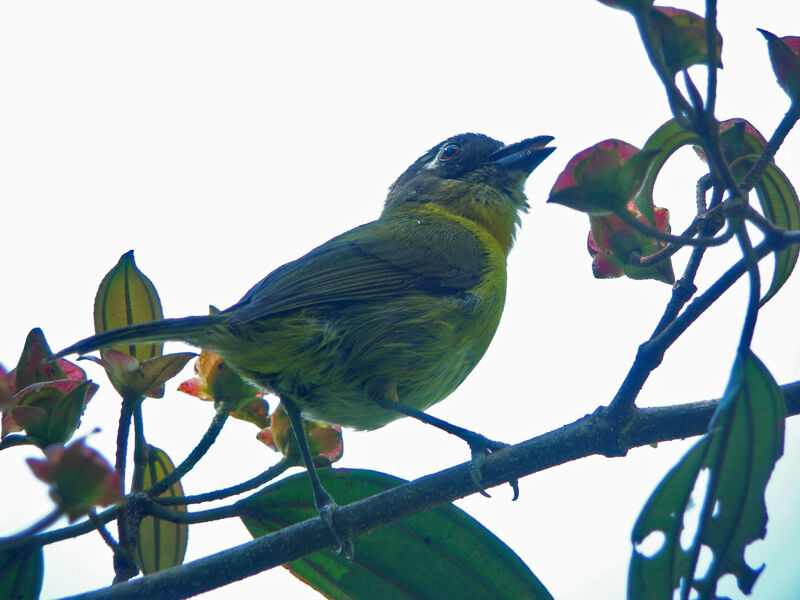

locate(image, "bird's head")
[[383, 133, 555, 254]]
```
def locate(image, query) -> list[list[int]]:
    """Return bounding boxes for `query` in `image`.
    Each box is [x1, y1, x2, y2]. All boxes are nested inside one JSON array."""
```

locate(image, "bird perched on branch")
[[56, 132, 554, 548]]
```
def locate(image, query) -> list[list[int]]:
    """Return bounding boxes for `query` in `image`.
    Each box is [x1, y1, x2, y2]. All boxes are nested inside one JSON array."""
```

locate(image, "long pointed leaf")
[[240, 469, 552, 600], [751, 161, 799, 304], [729, 155, 800, 304]]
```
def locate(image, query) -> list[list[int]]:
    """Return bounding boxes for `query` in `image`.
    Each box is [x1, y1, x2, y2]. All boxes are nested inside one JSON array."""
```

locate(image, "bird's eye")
[[439, 143, 461, 161]]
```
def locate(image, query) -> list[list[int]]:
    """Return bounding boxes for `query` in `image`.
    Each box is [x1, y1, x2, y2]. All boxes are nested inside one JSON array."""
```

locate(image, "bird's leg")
[[384, 400, 519, 501], [281, 396, 353, 557]]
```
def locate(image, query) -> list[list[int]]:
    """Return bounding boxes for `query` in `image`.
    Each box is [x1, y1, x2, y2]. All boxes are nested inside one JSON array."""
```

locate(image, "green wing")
[[226, 212, 488, 322]]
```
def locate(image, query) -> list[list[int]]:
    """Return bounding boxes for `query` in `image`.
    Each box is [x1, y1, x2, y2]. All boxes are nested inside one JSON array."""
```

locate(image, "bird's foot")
[[465, 434, 519, 501], [314, 488, 354, 559]]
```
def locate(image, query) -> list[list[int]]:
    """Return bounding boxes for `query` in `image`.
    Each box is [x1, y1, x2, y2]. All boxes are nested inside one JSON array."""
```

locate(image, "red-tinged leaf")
[[137, 353, 196, 399], [591, 253, 625, 278], [87, 350, 194, 400], [549, 140, 645, 215], [0, 545, 43, 600], [0, 364, 12, 410], [11, 385, 65, 439], [630, 351, 785, 598], [239, 469, 553, 600], [258, 403, 343, 467], [9, 406, 49, 439], [580, 144, 626, 186], [548, 186, 616, 216], [1, 410, 24, 438], [694, 118, 768, 167], [588, 203, 674, 284], [759, 29, 800, 102], [651, 7, 723, 75], [230, 397, 270, 429], [27, 439, 121, 521], [10, 379, 96, 446], [178, 346, 261, 410], [306, 425, 344, 465], [57, 359, 87, 382], [12, 329, 66, 391], [136, 445, 188, 574], [176, 377, 207, 401], [719, 119, 766, 161], [94, 251, 164, 362]]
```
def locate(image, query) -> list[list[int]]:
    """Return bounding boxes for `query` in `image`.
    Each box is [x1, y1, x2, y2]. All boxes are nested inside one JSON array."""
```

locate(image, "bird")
[[55, 132, 554, 547]]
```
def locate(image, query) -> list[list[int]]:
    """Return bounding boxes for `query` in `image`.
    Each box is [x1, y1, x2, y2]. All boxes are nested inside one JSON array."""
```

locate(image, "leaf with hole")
[[629, 351, 785, 599]]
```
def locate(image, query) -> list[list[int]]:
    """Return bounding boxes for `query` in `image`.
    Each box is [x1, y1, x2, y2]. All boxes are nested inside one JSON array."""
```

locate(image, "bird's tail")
[[54, 314, 222, 359]]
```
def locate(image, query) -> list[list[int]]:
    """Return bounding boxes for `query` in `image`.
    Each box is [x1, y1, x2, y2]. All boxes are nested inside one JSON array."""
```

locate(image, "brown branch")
[[57, 383, 800, 600]]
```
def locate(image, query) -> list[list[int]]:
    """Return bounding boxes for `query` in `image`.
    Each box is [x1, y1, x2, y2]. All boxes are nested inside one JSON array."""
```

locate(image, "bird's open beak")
[[487, 135, 555, 173]]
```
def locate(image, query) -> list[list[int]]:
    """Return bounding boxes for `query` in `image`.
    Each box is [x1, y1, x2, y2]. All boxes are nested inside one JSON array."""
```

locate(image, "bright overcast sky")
[[1, 2, 799, 599]]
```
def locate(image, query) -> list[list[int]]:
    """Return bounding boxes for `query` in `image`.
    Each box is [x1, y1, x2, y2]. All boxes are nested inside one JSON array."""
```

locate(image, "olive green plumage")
[[57, 133, 554, 431]]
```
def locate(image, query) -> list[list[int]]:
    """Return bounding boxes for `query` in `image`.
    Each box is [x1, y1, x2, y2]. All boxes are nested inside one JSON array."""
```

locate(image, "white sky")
[[1, 2, 799, 599]]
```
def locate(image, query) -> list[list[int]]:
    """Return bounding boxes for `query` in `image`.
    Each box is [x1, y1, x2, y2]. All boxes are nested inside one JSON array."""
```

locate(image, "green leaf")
[[729, 155, 800, 305], [758, 179, 799, 303], [629, 438, 709, 598], [0, 545, 44, 600], [45, 380, 97, 444], [633, 119, 702, 223], [630, 351, 785, 599], [94, 251, 164, 363], [650, 7, 722, 75], [239, 469, 553, 600], [135, 445, 188, 574], [754, 162, 800, 304]]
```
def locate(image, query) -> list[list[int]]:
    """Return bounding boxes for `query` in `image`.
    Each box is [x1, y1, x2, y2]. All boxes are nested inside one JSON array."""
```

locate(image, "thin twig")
[[616, 207, 734, 248], [131, 398, 146, 493], [155, 458, 292, 506], [735, 228, 761, 352], [142, 498, 241, 525], [739, 102, 800, 193], [87, 509, 118, 551], [145, 404, 231, 498], [606, 236, 776, 421], [704, 0, 719, 121], [0, 508, 62, 550], [115, 400, 134, 486]]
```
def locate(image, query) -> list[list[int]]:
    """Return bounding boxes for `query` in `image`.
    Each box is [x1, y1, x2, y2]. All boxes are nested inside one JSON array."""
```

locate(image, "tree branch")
[[57, 383, 800, 600]]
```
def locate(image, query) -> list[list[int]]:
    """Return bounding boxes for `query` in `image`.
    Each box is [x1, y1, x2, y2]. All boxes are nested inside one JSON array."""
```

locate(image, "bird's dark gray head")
[[382, 133, 554, 253]]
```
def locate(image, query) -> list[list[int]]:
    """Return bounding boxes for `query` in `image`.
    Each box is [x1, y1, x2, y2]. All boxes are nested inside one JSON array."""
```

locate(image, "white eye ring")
[[425, 142, 462, 170]]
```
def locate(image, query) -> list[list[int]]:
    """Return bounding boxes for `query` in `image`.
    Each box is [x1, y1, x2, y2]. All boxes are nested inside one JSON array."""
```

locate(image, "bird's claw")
[[315, 495, 354, 558], [467, 438, 519, 501]]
